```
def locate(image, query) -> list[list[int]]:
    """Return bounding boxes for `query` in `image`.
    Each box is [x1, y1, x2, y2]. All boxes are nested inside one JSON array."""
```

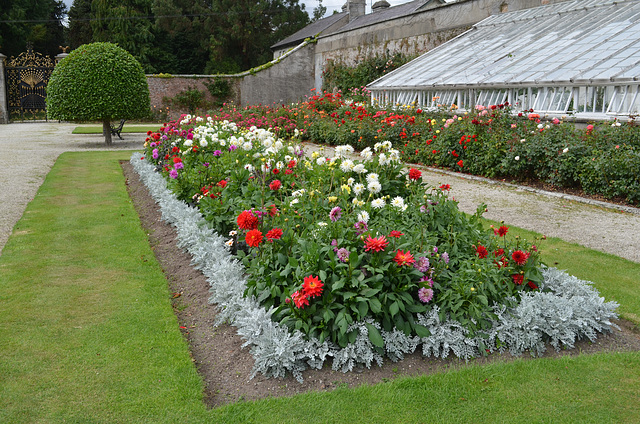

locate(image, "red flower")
[[302, 275, 323, 298], [266, 228, 283, 241], [439, 184, 451, 191], [394, 250, 415, 267], [408, 168, 422, 180], [364, 235, 389, 252], [287, 160, 297, 168], [495, 225, 509, 237], [285, 169, 293, 175], [291, 290, 309, 309], [476, 245, 488, 259], [237, 210, 259, 230], [268, 204, 279, 217], [217, 180, 227, 188], [457, 160, 464, 168], [512, 250, 528, 266], [512, 274, 524, 285], [388, 230, 404, 238], [272, 168, 280, 175], [527, 281, 538, 290], [245, 229, 263, 247], [173, 156, 182, 163], [269, 179, 281, 191]]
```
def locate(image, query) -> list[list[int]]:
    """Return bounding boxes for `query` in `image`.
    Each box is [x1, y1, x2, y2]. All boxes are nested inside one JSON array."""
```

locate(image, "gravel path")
[[1, 123, 639, 263]]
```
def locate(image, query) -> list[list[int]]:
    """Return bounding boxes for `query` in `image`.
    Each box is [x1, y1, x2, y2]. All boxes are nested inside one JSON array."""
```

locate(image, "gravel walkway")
[[1, 123, 639, 263]]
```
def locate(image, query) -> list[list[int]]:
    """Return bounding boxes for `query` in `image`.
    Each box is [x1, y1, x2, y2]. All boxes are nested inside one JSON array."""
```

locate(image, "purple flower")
[[203, 162, 210, 167], [152, 149, 159, 160], [441, 252, 449, 264], [419, 276, 433, 287], [354, 221, 368, 235], [433, 246, 438, 254], [336, 248, 349, 263], [150, 142, 157, 148], [329, 206, 342, 222], [418, 287, 434, 303], [229, 145, 238, 152], [414, 256, 430, 273], [186, 132, 194, 140], [162, 135, 168, 140], [213, 150, 222, 157], [420, 205, 428, 213], [174, 162, 184, 170], [331, 239, 338, 247], [169, 169, 178, 179]]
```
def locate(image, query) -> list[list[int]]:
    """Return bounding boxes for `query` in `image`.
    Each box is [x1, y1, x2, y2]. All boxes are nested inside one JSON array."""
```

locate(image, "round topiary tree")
[[47, 42, 150, 145]]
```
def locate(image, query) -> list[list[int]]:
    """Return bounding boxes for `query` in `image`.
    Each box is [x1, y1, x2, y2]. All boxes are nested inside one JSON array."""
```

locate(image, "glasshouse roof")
[[368, 0, 640, 118]]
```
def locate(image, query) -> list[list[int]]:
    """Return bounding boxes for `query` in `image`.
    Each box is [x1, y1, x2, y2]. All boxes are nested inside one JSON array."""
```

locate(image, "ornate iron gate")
[[4, 44, 55, 121]]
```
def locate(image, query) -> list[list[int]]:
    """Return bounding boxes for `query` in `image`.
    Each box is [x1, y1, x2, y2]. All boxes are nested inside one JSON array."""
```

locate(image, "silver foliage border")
[[131, 152, 620, 382]]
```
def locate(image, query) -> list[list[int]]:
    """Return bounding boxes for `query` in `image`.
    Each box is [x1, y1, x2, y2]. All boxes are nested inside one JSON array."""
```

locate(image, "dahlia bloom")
[[364, 235, 389, 253]]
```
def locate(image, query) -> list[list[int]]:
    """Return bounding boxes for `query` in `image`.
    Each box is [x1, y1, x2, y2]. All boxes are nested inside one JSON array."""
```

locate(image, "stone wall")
[[313, 0, 570, 90], [0, 54, 9, 124], [146, 75, 241, 119]]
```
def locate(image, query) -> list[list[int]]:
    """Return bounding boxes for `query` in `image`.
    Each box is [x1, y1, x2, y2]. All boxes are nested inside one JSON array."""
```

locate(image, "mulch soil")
[[122, 161, 640, 409]]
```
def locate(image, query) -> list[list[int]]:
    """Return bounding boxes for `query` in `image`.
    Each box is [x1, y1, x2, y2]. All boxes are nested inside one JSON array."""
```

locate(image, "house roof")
[[271, 12, 348, 50], [336, 0, 430, 33], [368, 0, 640, 90]]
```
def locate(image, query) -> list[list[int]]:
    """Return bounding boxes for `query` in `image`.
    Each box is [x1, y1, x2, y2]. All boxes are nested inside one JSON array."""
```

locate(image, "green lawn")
[[72, 124, 161, 135], [0, 151, 638, 423]]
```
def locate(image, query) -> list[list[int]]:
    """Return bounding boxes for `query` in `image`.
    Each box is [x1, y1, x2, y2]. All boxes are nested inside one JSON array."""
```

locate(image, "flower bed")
[[208, 94, 640, 205], [133, 117, 619, 381]]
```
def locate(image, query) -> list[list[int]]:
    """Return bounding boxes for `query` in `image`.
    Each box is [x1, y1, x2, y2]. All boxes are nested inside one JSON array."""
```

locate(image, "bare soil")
[[122, 161, 640, 409]]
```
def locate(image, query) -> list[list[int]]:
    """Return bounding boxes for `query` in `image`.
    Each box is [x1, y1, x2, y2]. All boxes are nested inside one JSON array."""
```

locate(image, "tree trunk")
[[103, 120, 112, 146]]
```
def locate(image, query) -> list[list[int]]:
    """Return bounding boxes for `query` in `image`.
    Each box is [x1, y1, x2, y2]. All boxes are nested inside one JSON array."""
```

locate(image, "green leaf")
[[414, 324, 431, 338], [365, 323, 384, 348], [368, 297, 382, 313], [389, 301, 399, 317], [357, 301, 368, 318], [319, 269, 327, 282]]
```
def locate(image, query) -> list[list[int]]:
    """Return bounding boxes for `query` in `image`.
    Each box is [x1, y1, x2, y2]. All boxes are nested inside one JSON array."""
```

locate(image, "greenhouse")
[[368, 0, 640, 120]]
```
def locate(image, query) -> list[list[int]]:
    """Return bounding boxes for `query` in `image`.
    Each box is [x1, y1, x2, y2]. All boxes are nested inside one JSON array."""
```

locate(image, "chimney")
[[372, 1, 391, 13], [347, 0, 366, 22]]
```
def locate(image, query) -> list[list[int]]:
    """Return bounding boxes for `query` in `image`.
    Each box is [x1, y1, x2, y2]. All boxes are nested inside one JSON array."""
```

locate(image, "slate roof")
[[336, 0, 430, 33], [368, 0, 640, 90], [271, 12, 348, 50]]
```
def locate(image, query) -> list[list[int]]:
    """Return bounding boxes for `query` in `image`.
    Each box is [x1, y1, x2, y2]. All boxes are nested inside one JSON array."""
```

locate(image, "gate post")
[[0, 53, 8, 124]]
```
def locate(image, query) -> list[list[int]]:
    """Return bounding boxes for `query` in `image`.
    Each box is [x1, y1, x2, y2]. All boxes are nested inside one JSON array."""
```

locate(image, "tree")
[[46, 42, 150, 145], [67, 0, 93, 49], [312, 0, 327, 22], [90, 0, 157, 72], [206, 0, 310, 73], [0, 0, 67, 58]]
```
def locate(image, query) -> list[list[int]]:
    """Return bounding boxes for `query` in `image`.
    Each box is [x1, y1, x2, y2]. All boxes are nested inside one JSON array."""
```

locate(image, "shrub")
[[47, 42, 150, 145]]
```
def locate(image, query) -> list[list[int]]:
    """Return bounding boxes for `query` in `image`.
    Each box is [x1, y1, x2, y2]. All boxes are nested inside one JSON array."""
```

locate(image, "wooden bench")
[[110, 119, 126, 140]]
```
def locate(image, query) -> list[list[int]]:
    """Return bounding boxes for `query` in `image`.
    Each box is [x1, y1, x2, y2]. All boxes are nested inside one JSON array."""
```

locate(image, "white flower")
[[292, 189, 306, 197], [225, 239, 234, 247], [520, 139, 526, 143], [200, 139, 208, 148], [196, 116, 204, 122], [229, 230, 237, 236], [274, 140, 283, 150], [317, 222, 328, 227], [371, 198, 386, 209], [184, 139, 193, 147], [242, 142, 253, 151], [244, 164, 255, 172], [357, 210, 370, 223], [351, 164, 365, 174], [262, 138, 273, 148], [352, 197, 365, 207], [515, 155, 520, 161], [335, 144, 355, 158], [563, 148, 569, 153], [316, 157, 326, 166], [537, 124, 544, 129], [353, 183, 365, 195], [388, 149, 400, 162], [366, 173, 379, 184], [391, 196, 405, 209], [368, 181, 382, 194], [360, 147, 373, 161], [378, 153, 389, 166], [340, 159, 354, 173], [347, 177, 355, 186], [290, 198, 299, 206], [276, 161, 284, 170]]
